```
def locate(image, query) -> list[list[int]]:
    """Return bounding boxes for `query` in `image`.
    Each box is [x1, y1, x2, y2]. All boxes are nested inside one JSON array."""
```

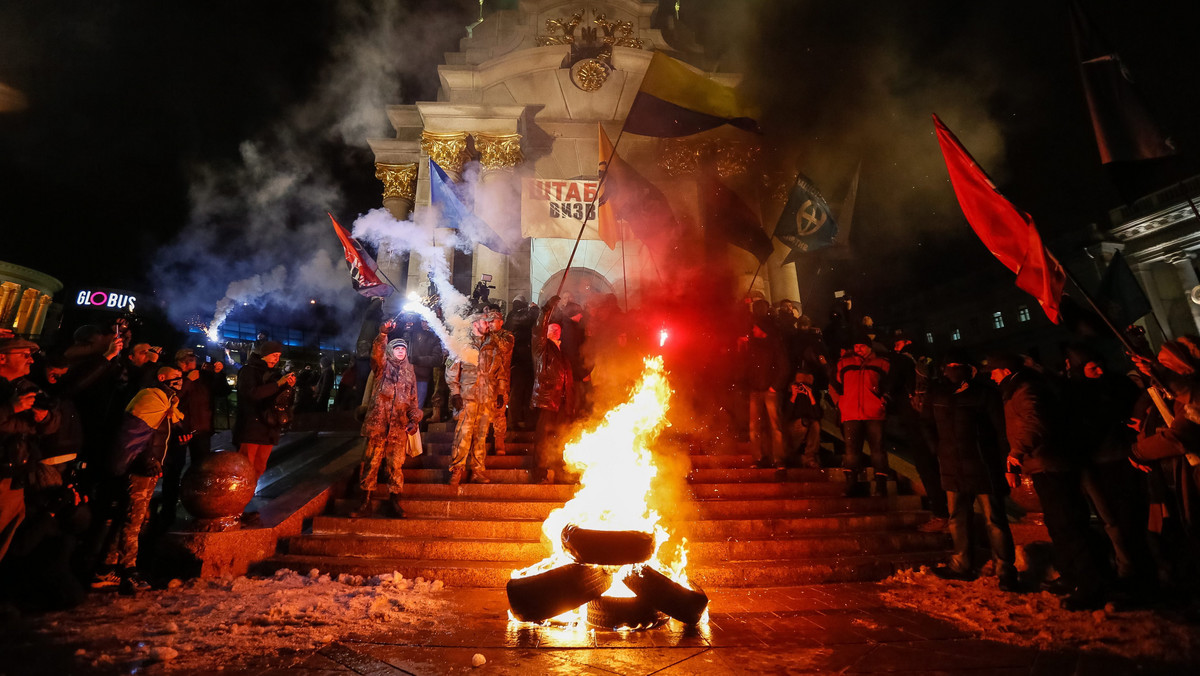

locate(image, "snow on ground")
[[881, 567, 1200, 663], [26, 569, 447, 673]]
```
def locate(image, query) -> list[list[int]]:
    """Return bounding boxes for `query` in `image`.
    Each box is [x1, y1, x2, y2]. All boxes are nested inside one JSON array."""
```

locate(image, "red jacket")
[[835, 353, 890, 421]]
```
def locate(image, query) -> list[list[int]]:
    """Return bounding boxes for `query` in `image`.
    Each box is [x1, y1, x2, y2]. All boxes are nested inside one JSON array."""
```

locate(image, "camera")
[[472, 274, 497, 303], [16, 381, 56, 412]]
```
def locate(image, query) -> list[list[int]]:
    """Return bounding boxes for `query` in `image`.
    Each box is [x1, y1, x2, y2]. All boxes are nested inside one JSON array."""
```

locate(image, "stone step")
[[376, 480, 849, 501], [282, 529, 947, 563], [259, 549, 948, 588], [396, 467, 846, 484], [328, 495, 919, 520], [311, 509, 931, 540], [413, 452, 769, 470]]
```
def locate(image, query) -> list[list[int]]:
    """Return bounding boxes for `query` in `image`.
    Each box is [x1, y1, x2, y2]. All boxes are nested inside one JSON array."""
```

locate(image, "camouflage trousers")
[[489, 402, 508, 454], [104, 474, 158, 570], [450, 401, 496, 475], [359, 437, 406, 493]]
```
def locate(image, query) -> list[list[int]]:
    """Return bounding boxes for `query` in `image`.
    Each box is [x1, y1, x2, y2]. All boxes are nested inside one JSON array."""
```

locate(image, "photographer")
[[0, 337, 61, 563], [782, 371, 823, 469]]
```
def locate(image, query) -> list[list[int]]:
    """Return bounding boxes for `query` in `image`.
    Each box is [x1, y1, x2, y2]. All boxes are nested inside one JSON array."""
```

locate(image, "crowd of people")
[[3, 285, 1200, 617]]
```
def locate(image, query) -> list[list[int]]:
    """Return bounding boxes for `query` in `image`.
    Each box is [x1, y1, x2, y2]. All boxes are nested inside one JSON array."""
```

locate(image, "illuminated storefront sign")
[[75, 288, 137, 312]]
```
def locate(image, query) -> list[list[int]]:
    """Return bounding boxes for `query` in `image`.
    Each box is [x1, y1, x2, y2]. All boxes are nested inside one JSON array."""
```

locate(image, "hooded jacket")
[[362, 333, 422, 446], [999, 368, 1072, 474], [835, 352, 890, 421]]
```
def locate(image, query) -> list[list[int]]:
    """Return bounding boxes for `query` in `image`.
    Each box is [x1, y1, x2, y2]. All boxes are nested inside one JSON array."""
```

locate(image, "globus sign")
[[75, 288, 137, 312]]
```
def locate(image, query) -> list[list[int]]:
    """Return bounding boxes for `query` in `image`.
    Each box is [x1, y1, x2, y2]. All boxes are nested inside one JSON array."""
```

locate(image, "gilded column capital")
[[374, 162, 418, 202], [420, 131, 471, 176], [474, 133, 524, 172]]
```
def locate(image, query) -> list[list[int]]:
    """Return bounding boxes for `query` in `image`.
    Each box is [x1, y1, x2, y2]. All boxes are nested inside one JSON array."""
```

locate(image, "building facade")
[[366, 0, 800, 310], [0, 260, 61, 339]]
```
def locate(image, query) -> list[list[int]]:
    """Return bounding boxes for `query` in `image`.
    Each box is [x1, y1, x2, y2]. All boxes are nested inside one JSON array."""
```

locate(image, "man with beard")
[[354, 322, 422, 518], [447, 314, 502, 485], [92, 366, 187, 595], [927, 353, 1018, 591]]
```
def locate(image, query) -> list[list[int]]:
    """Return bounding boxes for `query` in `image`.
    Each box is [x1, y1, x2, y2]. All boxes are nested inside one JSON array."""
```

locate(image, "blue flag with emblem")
[[429, 158, 512, 254], [773, 173, 838, 264]]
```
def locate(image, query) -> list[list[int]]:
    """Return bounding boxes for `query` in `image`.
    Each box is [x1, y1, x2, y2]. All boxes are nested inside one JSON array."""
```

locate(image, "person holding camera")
[[92, 366, 188, 594], [0, 337, 61, 563], [233, 341, 294, 485], [782, 371, 823, 469]]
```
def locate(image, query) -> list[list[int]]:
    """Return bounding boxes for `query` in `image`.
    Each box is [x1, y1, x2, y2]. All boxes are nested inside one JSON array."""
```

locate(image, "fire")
[[510, 355, 694, 624]]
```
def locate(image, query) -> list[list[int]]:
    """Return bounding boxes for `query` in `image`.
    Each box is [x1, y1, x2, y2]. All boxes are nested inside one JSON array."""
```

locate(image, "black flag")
[[1096, 250, 1152, 328]]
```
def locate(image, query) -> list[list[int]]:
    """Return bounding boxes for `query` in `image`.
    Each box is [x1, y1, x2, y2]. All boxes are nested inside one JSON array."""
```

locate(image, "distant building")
[[0, 260, 61, 340], [1104, 176, 1200, 346]]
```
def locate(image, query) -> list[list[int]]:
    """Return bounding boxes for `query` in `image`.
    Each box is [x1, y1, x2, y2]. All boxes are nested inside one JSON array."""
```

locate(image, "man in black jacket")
[[928, 354, 1017, 590], [742, 314, 790, 470], [233, 340, 296, 483], [992, 352, 1102, 609], [532, 298, 573, 484]]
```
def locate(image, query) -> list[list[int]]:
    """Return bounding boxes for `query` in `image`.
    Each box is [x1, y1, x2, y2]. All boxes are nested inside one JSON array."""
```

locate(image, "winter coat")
[[781, 377, 822, 423], [176, 369, 228, 434], [835, 353, 890, 421], [743, 332, 790, 393], [531, 306, 573, 413], [999, 368, 1072, 474], [110, 385, 184, 477], [362, 333, 422, 454], [0, 377, 61, 487], [927, 379, 1008, 495], [489, 329, 514, 398], [403, 327, 443, 382], [59, 353, 124, 465], [232, 354, 284, 446], [1061, 373, 1139, 466]]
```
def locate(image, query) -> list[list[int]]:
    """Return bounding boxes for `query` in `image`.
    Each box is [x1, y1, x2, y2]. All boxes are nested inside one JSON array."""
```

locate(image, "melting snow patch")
[[26, 568, 447, 673], [882, 567, 1200, 663]]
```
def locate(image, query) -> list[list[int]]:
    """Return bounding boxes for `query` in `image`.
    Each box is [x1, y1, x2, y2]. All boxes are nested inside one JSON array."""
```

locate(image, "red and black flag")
[[933, 114, 1065, 323], [328, 213, 392, 298], [622, 52, 760, 138]]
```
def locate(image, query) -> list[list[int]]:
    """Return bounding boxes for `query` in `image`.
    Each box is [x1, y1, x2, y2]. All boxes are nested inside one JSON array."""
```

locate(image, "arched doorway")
[[537, 267, 615, 307]]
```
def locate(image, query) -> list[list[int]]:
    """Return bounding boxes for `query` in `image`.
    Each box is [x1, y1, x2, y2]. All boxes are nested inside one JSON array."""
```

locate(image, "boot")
[[449, 467, 465, 486], [350, 490, 374, 518], [843, 469, 867, 497], [538, 469, 555, 485], [387, 493, 405, 519], [873, 472, 891, 497], [470, 471, 491, 484]]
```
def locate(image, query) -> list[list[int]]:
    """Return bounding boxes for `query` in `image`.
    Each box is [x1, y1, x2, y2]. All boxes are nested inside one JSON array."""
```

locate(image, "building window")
[[951, 328, 961, 342], [925, 332, 934, 344], [993, 311, 1005, 329], [1018, 307, 1031, 322]]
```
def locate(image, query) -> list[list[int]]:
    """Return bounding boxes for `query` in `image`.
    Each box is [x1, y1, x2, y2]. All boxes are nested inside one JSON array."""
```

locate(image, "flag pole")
[[620, 228, 629, 308], [555, 125, 629, 298]]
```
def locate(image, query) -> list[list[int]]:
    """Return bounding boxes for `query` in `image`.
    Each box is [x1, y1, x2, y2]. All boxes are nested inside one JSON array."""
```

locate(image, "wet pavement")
[[250, 583, 1185, 675]]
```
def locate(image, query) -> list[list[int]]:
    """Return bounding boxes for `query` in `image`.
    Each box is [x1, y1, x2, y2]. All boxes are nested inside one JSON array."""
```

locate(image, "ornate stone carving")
[[714, 141, 759, 179], [420, 131, 471, 176], [656, 138, 760, 178], [537, 12, 583, 46], [374, 162, 418, 201], [571, 58, 610, 91], [594, 12, 643, 49], [474, 133, 523, 172]]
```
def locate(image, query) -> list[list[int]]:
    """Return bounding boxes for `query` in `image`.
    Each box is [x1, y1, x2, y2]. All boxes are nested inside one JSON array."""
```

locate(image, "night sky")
[[2, 0, 1199, 309]]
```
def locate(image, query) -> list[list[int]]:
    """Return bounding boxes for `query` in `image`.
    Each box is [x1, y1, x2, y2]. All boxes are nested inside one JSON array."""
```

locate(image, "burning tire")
[[561, 524, 655, 566], [506, 563, 612, 623], [624, 565, 709, 625], [586, 595, 665, 630]]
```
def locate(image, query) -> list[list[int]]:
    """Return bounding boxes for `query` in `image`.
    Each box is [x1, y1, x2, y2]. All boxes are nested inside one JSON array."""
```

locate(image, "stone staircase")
[[263, 423, 949, 587]]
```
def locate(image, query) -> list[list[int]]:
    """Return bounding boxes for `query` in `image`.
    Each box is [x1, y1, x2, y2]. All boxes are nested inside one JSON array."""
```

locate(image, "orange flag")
[[597, 124, 621, 249]]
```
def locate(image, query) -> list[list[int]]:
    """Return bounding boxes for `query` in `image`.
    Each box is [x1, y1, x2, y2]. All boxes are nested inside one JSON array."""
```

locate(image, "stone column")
[[420, 131, 470, 182], [1170, 254, 1200, 336], [0, 282, 19, 329], [373, 162, 419, 294], [374, 162, 418, 221], [473, 132, 524, 308], [30, 294, 52, 337], [13, 288, 39, 335]]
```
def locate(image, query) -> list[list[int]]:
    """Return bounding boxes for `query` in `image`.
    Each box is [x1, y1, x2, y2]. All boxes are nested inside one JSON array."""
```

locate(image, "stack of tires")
[[506, 524, 709, 629]]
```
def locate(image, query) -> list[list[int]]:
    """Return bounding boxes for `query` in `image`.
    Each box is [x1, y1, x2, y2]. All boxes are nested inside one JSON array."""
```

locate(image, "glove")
[[406, 423, 418, 435], [450, 394, 463, 410], [495, 394, 505, 409]]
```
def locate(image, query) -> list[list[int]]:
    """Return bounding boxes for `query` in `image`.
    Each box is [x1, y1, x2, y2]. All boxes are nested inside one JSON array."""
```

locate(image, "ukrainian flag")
[[623, 52, 760, 138]]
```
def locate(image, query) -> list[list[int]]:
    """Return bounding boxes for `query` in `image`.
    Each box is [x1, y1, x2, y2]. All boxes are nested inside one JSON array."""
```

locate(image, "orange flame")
[[511, 356, 691, 622]]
